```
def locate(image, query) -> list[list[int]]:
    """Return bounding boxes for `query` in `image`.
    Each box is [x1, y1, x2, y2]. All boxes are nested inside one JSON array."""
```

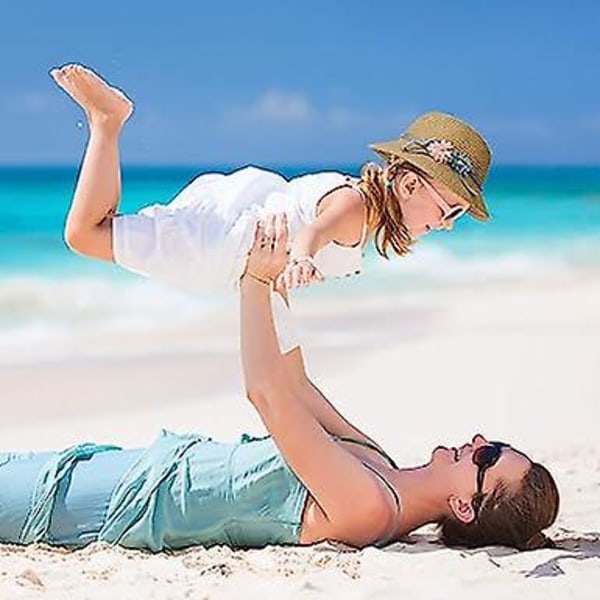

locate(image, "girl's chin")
[[409, 228, 429, 239]]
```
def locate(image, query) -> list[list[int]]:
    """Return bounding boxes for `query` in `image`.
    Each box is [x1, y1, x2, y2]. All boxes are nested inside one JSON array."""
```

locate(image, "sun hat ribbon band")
[[397, 135, 482, 197]]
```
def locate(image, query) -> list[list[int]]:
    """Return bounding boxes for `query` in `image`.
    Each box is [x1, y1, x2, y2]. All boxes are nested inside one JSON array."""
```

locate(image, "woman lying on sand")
[[0, 215, 559, 552]]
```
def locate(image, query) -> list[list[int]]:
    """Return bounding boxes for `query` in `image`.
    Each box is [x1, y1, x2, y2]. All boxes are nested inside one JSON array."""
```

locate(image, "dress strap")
[[362, 462, 401, 513], [362, 462, 401, 548], [344, 176, 369, 250], [332, 435, 399, 470], [333, 433, 401, 547]]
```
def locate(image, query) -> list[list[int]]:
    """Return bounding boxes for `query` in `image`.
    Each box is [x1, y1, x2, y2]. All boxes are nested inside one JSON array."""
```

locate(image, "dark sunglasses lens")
[[447, 206, 466, 221], [472, 444, 503, 469]]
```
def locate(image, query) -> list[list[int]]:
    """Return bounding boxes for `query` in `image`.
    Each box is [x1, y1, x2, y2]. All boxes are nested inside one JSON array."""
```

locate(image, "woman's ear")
[[448, 495, 476, 524], [396, 171, 420, 200]]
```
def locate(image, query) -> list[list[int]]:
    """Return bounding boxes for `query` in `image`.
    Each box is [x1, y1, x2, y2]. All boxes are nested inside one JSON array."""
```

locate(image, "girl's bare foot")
[[50, 64, 134, 130]]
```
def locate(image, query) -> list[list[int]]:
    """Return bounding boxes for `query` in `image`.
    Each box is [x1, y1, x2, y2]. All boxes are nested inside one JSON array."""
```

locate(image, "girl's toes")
[[65, 64, 80, 76]]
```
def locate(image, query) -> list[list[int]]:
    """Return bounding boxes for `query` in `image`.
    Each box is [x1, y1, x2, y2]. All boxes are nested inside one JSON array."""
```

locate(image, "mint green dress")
[[0, 430, 308, 551]]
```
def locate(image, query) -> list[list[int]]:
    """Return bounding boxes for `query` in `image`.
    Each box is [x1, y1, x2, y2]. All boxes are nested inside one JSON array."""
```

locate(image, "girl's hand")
[[276, 256, 324, 291], [243, 213, 289, 285]]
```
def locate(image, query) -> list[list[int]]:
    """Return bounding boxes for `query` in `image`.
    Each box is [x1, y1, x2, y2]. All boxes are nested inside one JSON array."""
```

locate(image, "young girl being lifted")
[[51, 63, 492, 352]]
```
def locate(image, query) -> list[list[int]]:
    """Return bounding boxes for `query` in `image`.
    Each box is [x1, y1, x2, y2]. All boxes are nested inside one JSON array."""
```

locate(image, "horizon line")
[[2, 162, 600, 170]]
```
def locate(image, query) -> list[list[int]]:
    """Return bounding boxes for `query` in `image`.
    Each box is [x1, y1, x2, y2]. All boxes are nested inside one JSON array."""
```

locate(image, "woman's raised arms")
[[240, 214, 393, 546]]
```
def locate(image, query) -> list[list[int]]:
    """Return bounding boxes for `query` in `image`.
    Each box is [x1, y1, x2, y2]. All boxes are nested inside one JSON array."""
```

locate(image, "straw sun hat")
[[369, 112, 492, 221]]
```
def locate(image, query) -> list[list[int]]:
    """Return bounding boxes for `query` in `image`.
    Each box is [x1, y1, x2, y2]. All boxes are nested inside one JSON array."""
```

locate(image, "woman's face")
[[430, 434, 532, 523], [393, 171, 471, 239]]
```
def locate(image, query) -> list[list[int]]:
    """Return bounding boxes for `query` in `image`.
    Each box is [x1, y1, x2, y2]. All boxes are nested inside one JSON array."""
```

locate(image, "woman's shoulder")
[[326, 481, 399, 549]]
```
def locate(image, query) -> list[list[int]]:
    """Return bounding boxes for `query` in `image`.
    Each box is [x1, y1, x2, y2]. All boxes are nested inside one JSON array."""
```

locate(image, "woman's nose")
[[472, 433, 489, 448]]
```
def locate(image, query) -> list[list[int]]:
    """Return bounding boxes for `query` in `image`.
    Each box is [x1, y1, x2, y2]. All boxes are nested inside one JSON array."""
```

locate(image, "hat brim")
[[369, 141, 490, 222]]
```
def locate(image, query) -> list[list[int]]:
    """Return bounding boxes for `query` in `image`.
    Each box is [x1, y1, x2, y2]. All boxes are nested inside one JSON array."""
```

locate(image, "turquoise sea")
[[2, 165, 600, 363]]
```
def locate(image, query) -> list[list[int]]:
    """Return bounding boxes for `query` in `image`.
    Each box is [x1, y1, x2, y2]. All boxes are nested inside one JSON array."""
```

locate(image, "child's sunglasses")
[[420, 177, 469, 226]]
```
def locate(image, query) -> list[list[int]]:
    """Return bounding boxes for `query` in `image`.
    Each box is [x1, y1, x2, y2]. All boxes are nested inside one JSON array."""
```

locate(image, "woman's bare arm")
[[281, 347, 389, 453], [240, 216, 388, 541], [273, 286, 387, 454]]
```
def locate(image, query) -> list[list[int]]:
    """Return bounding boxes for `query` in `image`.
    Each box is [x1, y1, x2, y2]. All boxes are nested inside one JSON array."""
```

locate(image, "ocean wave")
[[0, 243, 588, 364], [314, 238, 600, 303], [0, 275, 238, 364], [372, 243, 571, 284]]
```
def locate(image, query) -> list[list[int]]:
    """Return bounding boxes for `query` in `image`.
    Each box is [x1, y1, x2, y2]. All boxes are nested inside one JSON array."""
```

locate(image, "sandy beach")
[[1, 270, 599, 599]]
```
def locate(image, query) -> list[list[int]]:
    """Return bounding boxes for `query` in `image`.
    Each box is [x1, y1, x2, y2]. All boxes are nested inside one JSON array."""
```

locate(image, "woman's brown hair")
[[440, 462, 560, 550], [356, 160, 425, 259]]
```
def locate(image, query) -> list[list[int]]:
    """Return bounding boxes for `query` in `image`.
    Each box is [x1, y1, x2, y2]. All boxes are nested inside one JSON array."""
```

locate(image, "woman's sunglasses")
[[472, 442, 510, 518]]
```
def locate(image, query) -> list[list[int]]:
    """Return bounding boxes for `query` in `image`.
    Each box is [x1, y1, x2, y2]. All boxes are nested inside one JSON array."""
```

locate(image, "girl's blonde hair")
[[356, 160, 426, 259]]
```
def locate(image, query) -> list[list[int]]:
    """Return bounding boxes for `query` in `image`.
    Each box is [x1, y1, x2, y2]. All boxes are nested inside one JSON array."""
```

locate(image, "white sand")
[[1, 272, 599, 599]]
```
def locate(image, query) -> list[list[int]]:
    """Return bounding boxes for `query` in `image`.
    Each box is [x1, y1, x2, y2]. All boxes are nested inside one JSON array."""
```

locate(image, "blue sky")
[[1, 0, 599, 165]]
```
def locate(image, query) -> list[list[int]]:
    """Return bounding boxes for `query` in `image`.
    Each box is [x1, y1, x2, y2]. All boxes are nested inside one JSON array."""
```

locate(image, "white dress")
[[111, 166, 367, 352]]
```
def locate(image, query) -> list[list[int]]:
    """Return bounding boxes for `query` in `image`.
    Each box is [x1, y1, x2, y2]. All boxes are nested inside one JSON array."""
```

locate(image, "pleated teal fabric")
[[18, 443, 122, 544], [98, 430, 308, 551], [1, 430, 308, 551]]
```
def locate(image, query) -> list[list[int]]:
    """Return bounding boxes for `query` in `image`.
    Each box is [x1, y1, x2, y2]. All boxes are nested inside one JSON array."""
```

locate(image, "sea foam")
[[0, 242, 577, 365]]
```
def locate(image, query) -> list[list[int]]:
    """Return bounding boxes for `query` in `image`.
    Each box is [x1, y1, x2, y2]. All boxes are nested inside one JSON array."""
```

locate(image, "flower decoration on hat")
[[403, 136, 475, 181], [425, 139, 454, 163], [448, 150, 473, 177]]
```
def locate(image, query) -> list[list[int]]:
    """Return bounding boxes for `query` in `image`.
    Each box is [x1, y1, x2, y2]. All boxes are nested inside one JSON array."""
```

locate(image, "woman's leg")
[[50, 64, 133, 261]]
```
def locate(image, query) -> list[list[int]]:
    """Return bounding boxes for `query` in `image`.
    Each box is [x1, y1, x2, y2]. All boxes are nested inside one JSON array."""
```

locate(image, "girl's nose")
[[434, 218, 453, 232]]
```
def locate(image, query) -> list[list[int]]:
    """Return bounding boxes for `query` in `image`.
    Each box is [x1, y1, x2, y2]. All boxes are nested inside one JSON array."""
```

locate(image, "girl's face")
[[393, 171, 471, 238]]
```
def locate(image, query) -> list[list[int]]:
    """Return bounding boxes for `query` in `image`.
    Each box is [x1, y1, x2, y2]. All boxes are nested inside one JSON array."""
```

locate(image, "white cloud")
[[6, 91, 62, 115], [224, 90, 314, 124], [219, 90, 413, 140], [112, 94, 417, 163], [478, 115, 553, 139], [323, 106, 415, 134]]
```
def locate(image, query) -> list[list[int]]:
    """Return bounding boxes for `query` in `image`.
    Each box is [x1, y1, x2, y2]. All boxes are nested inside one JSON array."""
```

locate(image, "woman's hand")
[[243, 213, 289, 286]]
